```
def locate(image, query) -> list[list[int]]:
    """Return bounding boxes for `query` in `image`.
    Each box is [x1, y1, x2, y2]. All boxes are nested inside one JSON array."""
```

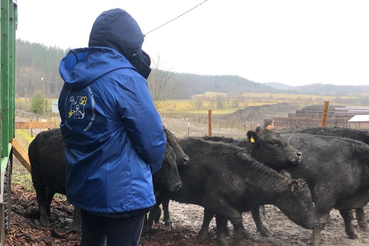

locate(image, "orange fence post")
[[208, 109, 212, 136], [320, 101, 330, 127]]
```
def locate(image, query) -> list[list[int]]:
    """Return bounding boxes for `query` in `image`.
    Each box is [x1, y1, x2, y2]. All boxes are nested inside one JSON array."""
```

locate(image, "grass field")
[[154, 92, 361, 115], [157, 99, 274, 115], [16, 91, 366, 117]]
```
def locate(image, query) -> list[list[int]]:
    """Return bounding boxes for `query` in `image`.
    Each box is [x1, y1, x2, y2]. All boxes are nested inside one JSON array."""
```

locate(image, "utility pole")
[[24, 88, 27, 111], [41, 77, 45, 119]]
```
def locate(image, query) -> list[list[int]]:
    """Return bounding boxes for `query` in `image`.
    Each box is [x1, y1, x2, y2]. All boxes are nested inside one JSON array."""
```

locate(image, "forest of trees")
[[15, 39, 369, 102], [16, 39, 67, 98], [15, 39, 278, 100]]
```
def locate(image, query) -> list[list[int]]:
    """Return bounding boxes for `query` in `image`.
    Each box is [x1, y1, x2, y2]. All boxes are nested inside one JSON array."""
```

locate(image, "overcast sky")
[[17, 0, 369, 86]]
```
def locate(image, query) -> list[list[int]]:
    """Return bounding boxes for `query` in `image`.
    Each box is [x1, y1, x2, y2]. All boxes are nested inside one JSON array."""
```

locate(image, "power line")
[[144, 0, 209, 35]]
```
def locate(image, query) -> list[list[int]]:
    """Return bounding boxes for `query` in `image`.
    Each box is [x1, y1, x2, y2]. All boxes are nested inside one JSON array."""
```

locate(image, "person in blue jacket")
[[58, 8, 166, 246]]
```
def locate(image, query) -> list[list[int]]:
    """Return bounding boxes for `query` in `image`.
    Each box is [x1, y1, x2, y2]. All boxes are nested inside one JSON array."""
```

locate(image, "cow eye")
[[162, 161, 170, 169]]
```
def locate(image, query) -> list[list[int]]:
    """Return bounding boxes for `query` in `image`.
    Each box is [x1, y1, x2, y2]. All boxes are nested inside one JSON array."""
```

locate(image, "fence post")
[[208, 109, 212, 136], [320, 101, 330, 127]]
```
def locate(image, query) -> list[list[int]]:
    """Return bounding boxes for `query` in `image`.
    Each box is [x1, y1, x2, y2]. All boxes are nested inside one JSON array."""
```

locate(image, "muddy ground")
[[6, 117, 369, 245], [7, 180, 369, 246]]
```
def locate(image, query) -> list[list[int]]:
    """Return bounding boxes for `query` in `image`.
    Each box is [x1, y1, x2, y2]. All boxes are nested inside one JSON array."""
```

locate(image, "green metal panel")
[[9, 1, 16, 140], [1, 0, 10, 158], [1, 0, 16, 159], [0, 1, 2, 162], [0, 145, 10, 173]]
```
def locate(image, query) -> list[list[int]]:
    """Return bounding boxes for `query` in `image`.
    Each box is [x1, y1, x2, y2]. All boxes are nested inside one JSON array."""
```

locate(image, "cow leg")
[[310, 213, 328, 246], [147, 191, 166, 233], [310, 186, 336, 245], [340, 209, 359, 239], [31, 169, 51, 227], [198, 208, 215, 241], [147, 203, 160, 232], [311, 218, 325, 246], [204, 198, 254, 245], [321, 213, 329, 227], [215, 214, 229, 246], [161, 197, 172, 226], [356, 207, 368, 231], [71, 207, 82, 231], [35, 185, 50, 227], [251, 206, 271, 237], [259, 205, 267, 218], [226, 210, 254, 245], [153, 206, 162, 223], [311, 226, 321, 246], [152, 192, 162, 223], [45, 188, 56, 216], [324, 211, 333, 224], [229, 217, 254, 246]]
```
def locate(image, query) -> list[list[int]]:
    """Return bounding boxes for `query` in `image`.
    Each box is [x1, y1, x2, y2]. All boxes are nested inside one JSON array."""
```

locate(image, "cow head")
[[153, 127, 185, 193], [163, 127, 189, 167], [276, 177, 318, 230], [246, 127, 302, 171]]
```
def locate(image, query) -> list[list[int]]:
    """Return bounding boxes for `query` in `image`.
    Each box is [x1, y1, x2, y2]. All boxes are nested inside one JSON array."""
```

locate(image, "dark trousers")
[[79, 209, 146, 246]]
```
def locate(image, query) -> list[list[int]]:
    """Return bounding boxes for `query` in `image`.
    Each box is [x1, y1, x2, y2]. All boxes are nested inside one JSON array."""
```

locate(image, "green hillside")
[[15, 39, 369, 100]]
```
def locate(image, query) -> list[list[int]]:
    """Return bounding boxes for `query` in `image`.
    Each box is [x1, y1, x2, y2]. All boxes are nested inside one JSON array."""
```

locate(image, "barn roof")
[[348, 115, 369, 122]]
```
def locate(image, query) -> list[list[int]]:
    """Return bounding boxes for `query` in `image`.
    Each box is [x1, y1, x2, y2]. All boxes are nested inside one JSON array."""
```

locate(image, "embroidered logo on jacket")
[[69, 96, 87, 119], [64, 86, 96, 132]]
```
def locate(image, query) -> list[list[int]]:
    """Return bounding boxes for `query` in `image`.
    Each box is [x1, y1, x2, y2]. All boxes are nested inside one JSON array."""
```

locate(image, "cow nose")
[[183, 157, 189, 164], [295, 151, 302, 160], [176, 182, 183, 191]]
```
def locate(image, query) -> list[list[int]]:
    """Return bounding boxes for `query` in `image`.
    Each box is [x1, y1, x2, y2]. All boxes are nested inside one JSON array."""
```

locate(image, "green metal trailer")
[[0, 0, 17, 245]]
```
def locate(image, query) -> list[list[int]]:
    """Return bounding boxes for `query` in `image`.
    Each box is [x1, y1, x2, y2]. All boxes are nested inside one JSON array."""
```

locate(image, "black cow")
[[279, 132, 369, 245], [149, 128, 303, 236], [280, 126, 369, 230], [279, 127, 369, 145], [165, 138, 317, 245], [197, 131, 305, 238], [203, 130, 302, 172], [29, 127, 185, 228]]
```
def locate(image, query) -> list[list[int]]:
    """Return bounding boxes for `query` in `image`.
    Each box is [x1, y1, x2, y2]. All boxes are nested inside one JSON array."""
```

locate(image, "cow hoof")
[[40, 219, 50, 227], [348, 233, 359, 239], [242, 230, 255, 241], [217, 238, 228, 246], [358, 222, 368, 231], [197, 230, 209, 242], [259, 228, 271, 237], [164, 220, 172, 226]]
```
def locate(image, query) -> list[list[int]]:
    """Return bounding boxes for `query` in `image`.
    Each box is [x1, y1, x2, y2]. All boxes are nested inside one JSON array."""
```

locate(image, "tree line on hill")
[[15, 39, 369, 101]]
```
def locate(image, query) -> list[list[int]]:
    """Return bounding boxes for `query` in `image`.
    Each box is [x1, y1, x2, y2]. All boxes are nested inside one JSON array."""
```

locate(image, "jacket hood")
[[59, 47, 134, 90], [88, 8, 151, 79]]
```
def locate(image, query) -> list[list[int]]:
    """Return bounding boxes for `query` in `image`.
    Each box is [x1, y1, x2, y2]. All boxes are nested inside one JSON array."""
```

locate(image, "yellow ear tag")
[[250, 137, 255, 143]]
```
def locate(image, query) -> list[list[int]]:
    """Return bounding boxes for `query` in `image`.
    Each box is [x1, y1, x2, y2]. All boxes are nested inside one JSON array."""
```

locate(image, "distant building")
[[348, 115, 369, 130], [52, 100, 58, 113]]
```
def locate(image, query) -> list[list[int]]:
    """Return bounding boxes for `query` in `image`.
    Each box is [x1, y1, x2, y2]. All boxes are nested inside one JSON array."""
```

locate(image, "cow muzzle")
[[295, 151, 302, 164]]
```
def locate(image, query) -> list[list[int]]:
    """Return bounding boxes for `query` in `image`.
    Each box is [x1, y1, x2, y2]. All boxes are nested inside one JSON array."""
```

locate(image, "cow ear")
[[280, 170, 292, 179], [246, 131, 257, 144], [255, 127, 263, 133], [288, 181, 299, 195]]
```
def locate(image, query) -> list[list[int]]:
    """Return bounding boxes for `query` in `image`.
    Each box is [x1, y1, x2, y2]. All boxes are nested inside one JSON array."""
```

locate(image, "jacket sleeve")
[[116, 75, 166, 173]]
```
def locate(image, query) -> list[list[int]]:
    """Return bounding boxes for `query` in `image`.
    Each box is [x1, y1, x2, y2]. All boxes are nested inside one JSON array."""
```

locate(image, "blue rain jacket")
[[58, 46, 166, 213]]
